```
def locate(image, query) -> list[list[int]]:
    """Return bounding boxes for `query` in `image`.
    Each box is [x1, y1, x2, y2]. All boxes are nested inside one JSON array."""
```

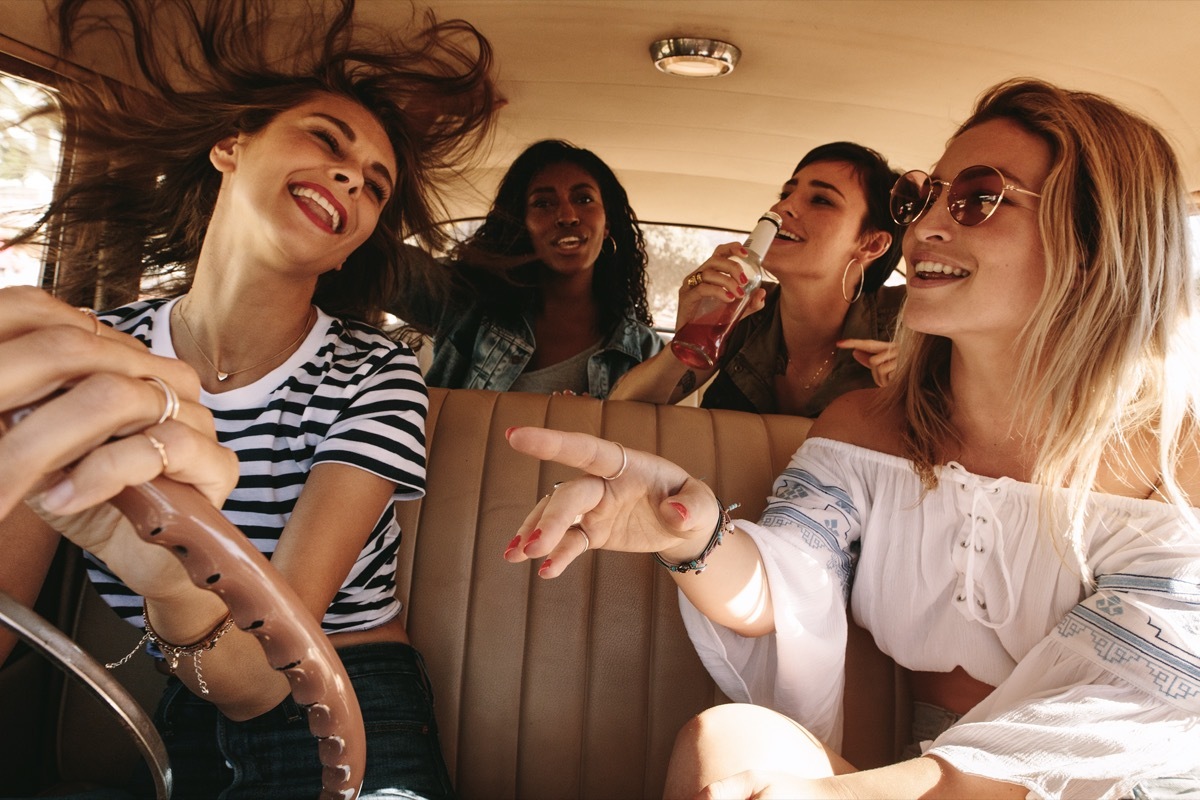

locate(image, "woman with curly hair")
[[0, 0, 496, 796], [395, 138, 662, 397]]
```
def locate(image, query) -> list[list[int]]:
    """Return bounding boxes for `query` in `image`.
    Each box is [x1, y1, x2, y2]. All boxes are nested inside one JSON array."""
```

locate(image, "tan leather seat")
[[395, 389, 907, 798], [12, 387, 907, 797]]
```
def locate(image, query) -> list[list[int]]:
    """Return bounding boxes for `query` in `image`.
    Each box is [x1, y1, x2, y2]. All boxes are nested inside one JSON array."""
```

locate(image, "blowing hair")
[[446, 138, 653, 335], [884, 78, 1200, 579], [794, 141, 904, 294], [13, 0, 497, 325]]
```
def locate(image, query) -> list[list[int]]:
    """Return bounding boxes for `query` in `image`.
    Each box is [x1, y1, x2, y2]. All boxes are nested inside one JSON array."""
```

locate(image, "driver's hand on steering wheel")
[[0, 287, 238, 593]]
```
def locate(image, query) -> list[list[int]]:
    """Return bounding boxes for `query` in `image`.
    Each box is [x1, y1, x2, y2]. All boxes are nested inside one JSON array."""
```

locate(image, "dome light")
[[649, 38, 740, 78]]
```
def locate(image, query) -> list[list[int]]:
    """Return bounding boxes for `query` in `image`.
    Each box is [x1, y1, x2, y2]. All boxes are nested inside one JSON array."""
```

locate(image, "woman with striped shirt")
[[0, 1, 496, 796]]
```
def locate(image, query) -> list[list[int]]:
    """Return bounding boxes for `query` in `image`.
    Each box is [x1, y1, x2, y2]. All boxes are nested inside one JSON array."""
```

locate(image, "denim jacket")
[[701, 283, 905, 415], [422, 301, 663, 398]]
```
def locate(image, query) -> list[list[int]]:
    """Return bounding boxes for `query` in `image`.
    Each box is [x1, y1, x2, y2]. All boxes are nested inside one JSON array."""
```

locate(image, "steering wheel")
[[0, 407, 366, 800]]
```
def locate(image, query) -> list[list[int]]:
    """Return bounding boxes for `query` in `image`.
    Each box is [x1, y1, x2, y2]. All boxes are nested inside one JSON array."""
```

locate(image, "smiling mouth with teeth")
[[290, 185, 343, 233], [913, 261, 970, 278], [552, 235, 585, 249], [775, 229, 801, 242]]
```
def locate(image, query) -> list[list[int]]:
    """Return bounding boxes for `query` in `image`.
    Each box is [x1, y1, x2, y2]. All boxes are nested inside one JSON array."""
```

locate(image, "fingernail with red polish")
[[725, 290, 735, 299], [738, 271, 748, 284], [522, 529, 542, 555], [503, 534, 522, 557], [668, 501, 689, 522], [505, 426, 518, 441], [538, 559, 553, 576]]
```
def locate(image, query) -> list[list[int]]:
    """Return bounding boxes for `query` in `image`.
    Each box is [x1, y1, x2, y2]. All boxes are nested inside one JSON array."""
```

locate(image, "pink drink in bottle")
[[671, 211, 781, 369]]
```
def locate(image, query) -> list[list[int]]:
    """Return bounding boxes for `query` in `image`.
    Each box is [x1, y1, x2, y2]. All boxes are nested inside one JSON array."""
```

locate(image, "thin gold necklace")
[[800, 347, 837, 390], [175, 299, 315, 382]]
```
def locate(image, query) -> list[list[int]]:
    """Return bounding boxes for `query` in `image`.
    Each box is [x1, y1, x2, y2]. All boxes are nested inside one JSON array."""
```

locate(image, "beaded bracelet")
[[106, 601, 235, 695], [653, 500, 739, 574]]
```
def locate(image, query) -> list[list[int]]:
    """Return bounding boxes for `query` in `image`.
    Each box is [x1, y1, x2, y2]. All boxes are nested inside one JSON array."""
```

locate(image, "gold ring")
[[78, 307, 102, 336], [601, 443, 628, 481], [143, 432, 169, 472], [143, 376, 180, 425], [685, 272, 704, 289]]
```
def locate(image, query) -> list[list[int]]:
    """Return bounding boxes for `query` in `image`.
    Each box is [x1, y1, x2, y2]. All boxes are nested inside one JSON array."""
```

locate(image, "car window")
[[0, 70, 62, 290]]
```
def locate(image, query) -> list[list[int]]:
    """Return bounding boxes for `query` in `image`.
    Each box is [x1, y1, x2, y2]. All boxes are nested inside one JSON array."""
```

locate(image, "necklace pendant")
[[216, 371, 230, 382]]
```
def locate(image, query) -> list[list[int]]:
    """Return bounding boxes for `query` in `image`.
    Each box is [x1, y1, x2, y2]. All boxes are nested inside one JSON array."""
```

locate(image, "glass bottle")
[[670, 211, 782, 370]]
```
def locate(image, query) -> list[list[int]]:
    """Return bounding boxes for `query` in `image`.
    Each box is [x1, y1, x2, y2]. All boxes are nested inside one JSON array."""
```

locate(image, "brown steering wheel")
[[0, 407, 366, 800]]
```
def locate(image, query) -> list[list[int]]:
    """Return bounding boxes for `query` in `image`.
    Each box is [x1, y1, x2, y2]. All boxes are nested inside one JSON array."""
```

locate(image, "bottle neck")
[[744, 213, 781, 261]]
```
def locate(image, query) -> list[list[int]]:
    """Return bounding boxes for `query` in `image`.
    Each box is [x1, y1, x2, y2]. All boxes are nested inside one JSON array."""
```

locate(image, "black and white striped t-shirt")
[[91, 297, 426, 634]]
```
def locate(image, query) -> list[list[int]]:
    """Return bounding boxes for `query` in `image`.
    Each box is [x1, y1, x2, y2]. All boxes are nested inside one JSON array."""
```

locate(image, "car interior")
[[1, 1, 1197, 798]]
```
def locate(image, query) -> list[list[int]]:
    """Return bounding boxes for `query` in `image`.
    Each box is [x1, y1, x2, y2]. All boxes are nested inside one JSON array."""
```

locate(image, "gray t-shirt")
[[508, 340, 602, 394]]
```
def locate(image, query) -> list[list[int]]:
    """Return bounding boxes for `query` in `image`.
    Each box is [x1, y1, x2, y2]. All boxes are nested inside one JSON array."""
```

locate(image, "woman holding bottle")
[[609, 141, 905, 416], [393, 139, 662, 398]]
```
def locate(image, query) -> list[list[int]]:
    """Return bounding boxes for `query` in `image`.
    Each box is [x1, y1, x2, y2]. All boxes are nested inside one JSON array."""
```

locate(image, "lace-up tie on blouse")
[[945, 462, 1018, 629]]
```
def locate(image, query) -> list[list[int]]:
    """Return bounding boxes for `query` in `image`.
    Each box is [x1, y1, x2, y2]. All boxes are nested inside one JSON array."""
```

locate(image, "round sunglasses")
[[890, 164, 1042, 227]]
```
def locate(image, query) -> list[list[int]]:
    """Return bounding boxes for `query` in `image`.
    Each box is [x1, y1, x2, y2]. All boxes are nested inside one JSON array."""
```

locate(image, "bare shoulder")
[[1105, 426, 1200, 504], [807, 388, 906, 456], [1175, 433, 1200, 506]]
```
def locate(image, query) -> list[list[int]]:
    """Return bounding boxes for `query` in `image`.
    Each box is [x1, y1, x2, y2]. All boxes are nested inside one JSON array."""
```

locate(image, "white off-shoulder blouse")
[[679, 437, 1200, 800]]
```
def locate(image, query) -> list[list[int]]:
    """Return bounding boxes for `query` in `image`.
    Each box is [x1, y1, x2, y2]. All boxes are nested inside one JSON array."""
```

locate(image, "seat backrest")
[[394, 389, 905, 799]]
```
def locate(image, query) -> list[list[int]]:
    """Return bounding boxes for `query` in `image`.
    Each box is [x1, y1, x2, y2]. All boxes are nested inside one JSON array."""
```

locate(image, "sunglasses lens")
[[890, 172, 931, 225], [947, 165, 1005, 226]]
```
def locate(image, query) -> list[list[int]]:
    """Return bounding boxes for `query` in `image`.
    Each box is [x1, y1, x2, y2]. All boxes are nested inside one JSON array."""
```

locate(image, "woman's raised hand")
[[837, 338, 899, 387], [676, 243, 767, 331], [503, 426, 719, 578], [0, 287, 239, 589]]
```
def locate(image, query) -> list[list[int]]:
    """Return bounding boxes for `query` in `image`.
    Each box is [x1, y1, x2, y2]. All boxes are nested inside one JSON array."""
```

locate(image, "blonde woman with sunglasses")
[[503, 78, 1200, 799]]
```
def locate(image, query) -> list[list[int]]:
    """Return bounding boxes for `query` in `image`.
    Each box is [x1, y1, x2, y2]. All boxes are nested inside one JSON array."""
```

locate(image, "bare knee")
[[664, 703, 839, 799]]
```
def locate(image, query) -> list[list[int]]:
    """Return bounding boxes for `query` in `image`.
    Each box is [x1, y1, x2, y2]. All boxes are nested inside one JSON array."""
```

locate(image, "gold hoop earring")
[[842, 258, 865, 304], [602, 235, 617, 256]]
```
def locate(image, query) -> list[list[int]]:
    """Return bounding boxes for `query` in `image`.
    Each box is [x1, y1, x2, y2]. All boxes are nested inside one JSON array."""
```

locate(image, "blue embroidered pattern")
[[1057, 593, 1200, 706], [761, 467, 859, 600], [1097, 573, 1200, 604]]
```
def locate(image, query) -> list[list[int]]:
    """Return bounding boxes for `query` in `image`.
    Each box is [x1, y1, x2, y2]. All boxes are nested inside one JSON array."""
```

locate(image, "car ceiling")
[[404, 0, 1200, 230], [3, 0, 1198, 231]]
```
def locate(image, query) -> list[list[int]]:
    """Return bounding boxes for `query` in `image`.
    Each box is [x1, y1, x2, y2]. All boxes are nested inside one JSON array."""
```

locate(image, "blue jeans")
[[131, 642, 454, 799]]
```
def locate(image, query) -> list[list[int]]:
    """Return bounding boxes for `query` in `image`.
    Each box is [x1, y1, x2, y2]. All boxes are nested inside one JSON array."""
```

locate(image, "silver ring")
[[601, 443, 628, 481], [143, 432, 169, 472], [571, 525, 590, 554], [78, 307, 102, 336], [143, 376, 180, 425]]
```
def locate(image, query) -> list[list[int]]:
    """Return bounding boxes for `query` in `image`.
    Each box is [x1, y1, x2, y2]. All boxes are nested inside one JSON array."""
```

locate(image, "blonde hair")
[[884, 78, 1200, 578]]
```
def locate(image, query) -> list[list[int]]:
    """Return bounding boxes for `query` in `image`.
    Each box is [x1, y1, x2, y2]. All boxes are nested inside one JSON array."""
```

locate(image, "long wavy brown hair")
[[10, 0, 497, 325]]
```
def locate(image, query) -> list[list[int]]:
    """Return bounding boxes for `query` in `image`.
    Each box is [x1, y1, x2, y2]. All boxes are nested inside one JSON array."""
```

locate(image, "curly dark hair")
[[450, 138, 653, 335], [12, 0, 497, 324], [794, 141, 904, 294]]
